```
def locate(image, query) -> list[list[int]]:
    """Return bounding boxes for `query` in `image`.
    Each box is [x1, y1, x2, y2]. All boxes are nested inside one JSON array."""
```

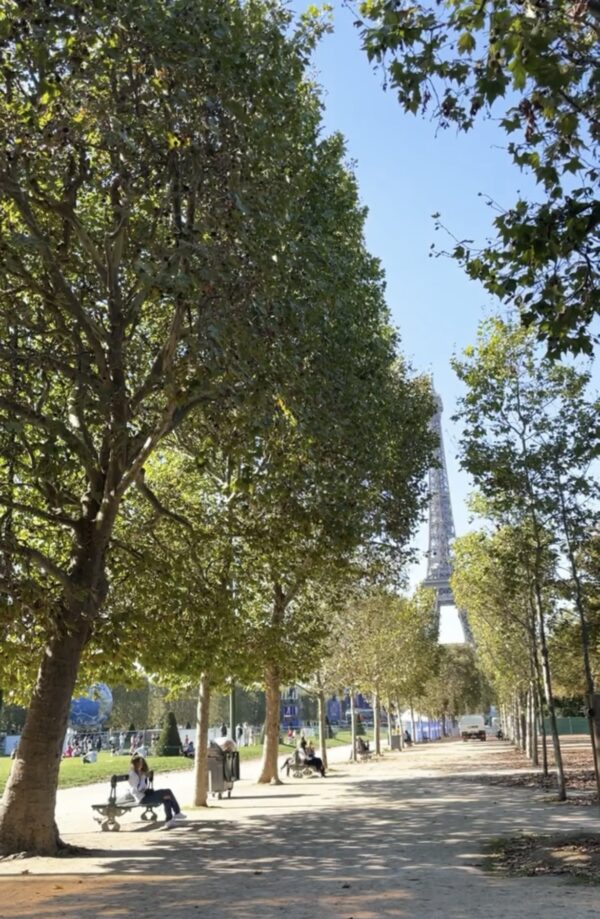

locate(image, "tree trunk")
[[317, 689, 328, 771], [0, 527, 111, 857], [513, 697, 521, 747], [373, 690, 381, 756], [530, 682, 539, 766], [192, 673, 210, 807], [535, 597, 566, 800], [536, 681, 549, 777], [386, 698, 393, 749], [519, 694, 527, 754], [257, 665, 281, 784], [0, 614, 91, 855], [395, 700, 404, 750], [557, 481, 600, 797], [350, 691, 357, 761], [410, 705, 417, 744]]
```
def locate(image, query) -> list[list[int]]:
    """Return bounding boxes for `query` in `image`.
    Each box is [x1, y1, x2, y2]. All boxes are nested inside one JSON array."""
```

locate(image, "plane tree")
[[358, 0, 600, 356], [452, 317, 600, 796], [0, 0, 337, 855]]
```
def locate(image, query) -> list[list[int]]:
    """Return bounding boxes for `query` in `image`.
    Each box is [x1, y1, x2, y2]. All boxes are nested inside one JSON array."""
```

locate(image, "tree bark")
[[519, 693, 527, 754], [410, 705, 417, 745], [530, 682, 539, 766], [557, 481, 600, 796], [192, 673, 210, 807], [0, 606, 93, 855], [257, 664, 281, 784], [536, 680, 549, 777], [535, 597, 566, 799], [350, 691, 357, 761], [373, 689, 381, 756], [513, 697, 521, 747], [317, 689, 328, 771], [386, 697, 393, 749]]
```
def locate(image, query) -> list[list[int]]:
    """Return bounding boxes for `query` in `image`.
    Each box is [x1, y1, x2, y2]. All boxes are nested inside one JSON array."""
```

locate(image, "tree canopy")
[[358, 0, 600, 356]]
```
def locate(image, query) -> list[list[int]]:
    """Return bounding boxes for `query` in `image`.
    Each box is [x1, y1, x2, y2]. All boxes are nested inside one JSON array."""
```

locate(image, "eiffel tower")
[[423, 392, 472, 642]]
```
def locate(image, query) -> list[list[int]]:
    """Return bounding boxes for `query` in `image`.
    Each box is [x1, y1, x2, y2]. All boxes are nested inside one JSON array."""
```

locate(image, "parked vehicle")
[[457, 714, 486, 742]]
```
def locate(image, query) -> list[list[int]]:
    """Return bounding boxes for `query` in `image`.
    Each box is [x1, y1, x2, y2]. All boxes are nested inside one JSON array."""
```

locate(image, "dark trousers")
[[305, 755, 325, 776], [142, 788, 180, 820]]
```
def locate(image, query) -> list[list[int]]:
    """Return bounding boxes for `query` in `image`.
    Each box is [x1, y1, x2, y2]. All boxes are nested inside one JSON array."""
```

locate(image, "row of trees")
[[450, 318, 600, 799], [0, 0, 436, 855], [313, 587, 490, 763]]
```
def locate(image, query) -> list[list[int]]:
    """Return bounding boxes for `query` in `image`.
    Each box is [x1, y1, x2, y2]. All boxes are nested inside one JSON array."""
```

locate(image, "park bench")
[[91, 770, 158, 831]]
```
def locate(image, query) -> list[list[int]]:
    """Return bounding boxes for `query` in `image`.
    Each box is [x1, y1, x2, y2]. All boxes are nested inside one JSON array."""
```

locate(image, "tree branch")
[[0, 173, 110, 381], [0, 396, 98, 482], [0, 495, 78, 529], [134, 467, 195, 533], [0, 538, 72, 593]]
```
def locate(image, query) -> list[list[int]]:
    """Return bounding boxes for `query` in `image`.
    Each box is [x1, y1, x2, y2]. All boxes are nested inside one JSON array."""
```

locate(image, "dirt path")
[[1, 740, 599, 918]]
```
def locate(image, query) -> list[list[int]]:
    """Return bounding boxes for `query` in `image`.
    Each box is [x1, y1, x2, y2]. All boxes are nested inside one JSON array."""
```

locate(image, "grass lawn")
[[0, 743, 293, 795], [0, 752, 194, 796], [0, 732, 362, 795]]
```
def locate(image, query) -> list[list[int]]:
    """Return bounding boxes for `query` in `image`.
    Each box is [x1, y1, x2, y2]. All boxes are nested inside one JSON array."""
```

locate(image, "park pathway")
[[1, 740, 599, 918]]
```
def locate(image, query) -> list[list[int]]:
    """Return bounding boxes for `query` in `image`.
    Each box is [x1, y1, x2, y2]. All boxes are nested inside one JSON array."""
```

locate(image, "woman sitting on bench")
[[300, 738, 326, 777], [129, 755, 188, 829]]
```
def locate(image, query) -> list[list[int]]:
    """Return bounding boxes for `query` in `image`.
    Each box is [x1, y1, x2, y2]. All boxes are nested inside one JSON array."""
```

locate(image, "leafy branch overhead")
[[358, 0, 600, 356]]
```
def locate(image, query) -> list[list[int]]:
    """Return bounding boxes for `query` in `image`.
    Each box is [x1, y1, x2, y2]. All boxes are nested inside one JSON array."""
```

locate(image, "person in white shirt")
[[129, 755, 187, 829]]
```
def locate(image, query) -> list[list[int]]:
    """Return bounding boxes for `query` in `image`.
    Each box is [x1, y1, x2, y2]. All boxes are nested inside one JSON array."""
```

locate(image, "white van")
[[457, 714, 486, 742]]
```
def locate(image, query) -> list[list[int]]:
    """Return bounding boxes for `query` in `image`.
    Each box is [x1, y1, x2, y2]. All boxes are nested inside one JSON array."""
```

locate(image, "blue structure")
[[69, 682, 113, 729], [281, 686, 300, 728], [326, 695, 342, 724]]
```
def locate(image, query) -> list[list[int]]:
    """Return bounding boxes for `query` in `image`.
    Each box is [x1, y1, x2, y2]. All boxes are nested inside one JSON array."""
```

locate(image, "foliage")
[[0, 0, 328, 688], [322, 586, 439, 708], [107, 683, 150, 732], [358, 0, 600, 355], [452, 526, 539, 705], [420, 643, 492, 720], [156, 711, 182, 757]]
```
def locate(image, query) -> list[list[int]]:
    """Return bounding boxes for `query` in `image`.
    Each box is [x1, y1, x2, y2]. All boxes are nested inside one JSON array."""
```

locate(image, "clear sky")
[[296, 2, 539, 638]]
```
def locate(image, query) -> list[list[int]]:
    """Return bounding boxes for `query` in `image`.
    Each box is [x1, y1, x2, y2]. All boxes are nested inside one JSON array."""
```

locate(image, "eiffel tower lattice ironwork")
[[422, 392, 472, 642]]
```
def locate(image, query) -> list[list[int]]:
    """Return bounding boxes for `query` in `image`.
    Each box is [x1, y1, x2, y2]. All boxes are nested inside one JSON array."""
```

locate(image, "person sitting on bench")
[[356, 736, 370, 756], [129, 755, 187, 829], [303, 739, 326, 777]]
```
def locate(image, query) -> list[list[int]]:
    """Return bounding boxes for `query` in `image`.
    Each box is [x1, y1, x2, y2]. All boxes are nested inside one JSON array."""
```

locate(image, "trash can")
[[207, 744, 240, 799], [390, 734, 401, 751]]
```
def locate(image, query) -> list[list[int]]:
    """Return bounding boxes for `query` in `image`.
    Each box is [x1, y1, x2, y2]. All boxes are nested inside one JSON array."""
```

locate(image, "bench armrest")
[[110, 773, 130, 787]]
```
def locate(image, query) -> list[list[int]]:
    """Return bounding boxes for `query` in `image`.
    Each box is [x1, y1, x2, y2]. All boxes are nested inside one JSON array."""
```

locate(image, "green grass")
[[0, 752, 195, 795], [0, 733, 362, 795]]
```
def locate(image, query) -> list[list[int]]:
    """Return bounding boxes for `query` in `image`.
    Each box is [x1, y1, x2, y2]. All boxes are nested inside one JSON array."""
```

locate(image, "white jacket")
[[128, 769, 149, 803]]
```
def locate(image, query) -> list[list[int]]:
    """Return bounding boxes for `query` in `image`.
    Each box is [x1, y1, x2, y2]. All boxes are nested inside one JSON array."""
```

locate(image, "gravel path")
[[1, 739, 599, 918]]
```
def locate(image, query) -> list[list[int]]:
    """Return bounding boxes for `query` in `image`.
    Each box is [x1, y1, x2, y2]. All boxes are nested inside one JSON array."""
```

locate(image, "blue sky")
[[298, 3, 538, 637]]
